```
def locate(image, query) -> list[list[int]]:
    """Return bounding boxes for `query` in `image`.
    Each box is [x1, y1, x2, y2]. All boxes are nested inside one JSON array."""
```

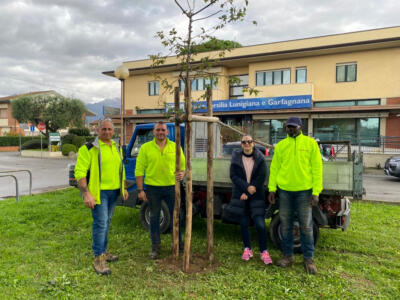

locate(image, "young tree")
[[151, 0, 255, 272], [11, 94, 86, 137]]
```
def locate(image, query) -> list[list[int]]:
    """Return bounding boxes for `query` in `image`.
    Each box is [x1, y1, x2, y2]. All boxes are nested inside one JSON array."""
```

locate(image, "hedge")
[[68, 127, 90, 136], [21, 139, 48, 150], [62, 144, 77, 156], [0, 135, 95, 147], [0, 136, 45, 147]]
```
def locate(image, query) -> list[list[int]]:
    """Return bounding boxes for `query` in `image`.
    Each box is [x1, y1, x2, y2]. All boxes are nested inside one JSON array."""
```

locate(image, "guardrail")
[[0, 169, 32, 202], [0, 174, 19, 202]]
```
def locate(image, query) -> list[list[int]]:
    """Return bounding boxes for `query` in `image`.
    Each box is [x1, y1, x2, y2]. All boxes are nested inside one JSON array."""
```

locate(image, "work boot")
[[304, 258, 318, 274], [149, 244, 161, 260], [105, 252, 119, 262], [276, 255, 294, 268], [93, 253, 111, 275]]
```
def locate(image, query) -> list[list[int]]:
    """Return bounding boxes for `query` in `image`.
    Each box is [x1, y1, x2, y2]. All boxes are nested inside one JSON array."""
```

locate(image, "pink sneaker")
[[260, 250, 273, 265], [241, 248, 253, 261]]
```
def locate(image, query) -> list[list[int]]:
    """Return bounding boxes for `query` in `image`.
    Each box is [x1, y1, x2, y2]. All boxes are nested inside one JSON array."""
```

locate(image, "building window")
[[179, 79, 185, 92], [296, 67, 307, 83], [313, 117, 379, 146], [314, 99, 380, 108], [0, 108, 7, 119], [148, 81, 159, 96], [190, 77, 217, 91], [229, 74, 249, 99], [137, 109, 164, 114], [336, 63, 357, 82], [252, 118, 308, 145], [255, 69, 290, 86]]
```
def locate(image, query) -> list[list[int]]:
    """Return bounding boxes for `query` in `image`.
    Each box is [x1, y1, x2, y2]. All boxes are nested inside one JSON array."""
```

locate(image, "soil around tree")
[[157, 252, 221, 274]]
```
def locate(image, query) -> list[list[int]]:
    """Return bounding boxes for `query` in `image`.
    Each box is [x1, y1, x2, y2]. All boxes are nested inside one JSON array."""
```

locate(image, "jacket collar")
[[231, 147, 264, 165], [286, 132, 304, 140], [93, 137, 116, 149]]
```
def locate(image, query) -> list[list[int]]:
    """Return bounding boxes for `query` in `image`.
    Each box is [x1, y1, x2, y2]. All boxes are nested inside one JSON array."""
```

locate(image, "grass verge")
[[0, 188, 399, 299]]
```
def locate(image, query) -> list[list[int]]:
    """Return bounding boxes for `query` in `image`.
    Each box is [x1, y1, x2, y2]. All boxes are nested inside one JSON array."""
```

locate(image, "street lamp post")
[[114, 65, 130, 145]]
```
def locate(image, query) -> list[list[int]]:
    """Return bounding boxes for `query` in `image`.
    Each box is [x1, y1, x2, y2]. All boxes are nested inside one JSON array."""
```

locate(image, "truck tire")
[[269, 214, 319, 253], [140, 200, 171, 234]]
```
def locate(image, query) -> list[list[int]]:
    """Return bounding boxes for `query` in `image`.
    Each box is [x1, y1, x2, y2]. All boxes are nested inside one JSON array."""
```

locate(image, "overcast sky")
[[1, 0, 399, 103]]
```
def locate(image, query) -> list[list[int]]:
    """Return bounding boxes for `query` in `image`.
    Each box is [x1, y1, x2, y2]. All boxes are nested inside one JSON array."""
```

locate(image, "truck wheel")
[[140, 200, 171, 234], [269, 214, 319, 253]]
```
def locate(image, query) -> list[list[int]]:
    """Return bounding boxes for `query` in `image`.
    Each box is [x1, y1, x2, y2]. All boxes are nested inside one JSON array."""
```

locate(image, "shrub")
[[68, 127, 90, 136], [62, 144, 77, 156], [85, 136, 95, 143], [0, 136, 44, 146], [72, 135, 86, 148], [62, 134, 77, 145], [21, 139, 48, 150]]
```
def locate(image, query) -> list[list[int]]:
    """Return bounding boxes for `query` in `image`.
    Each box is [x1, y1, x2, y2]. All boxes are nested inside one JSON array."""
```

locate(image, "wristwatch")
[[137, 189, 143, 193]]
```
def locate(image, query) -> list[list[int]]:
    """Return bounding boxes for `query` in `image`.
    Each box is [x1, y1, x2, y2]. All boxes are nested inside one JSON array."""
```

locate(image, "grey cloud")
[[0, 0, 399, 103]]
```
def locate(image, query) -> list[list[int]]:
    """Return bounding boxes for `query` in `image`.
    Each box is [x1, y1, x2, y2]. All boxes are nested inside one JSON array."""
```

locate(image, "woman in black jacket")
[[229, 135, 272, 265]]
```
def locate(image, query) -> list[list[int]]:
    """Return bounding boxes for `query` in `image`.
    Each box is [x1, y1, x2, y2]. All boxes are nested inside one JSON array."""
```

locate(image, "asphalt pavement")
[[363, 173, 400, 203], [0, 152, 398, 203], [0, 152, 75, 199]]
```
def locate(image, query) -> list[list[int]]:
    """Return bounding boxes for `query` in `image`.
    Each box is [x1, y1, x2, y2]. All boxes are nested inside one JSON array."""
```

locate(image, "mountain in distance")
[[85, 97, 120, 124]]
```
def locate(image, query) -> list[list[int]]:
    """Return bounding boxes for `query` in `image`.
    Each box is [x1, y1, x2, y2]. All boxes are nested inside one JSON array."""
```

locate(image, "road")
[[0, 152, 75, 199], [0, 152, 398, 203], [363, 173, 400, 203]]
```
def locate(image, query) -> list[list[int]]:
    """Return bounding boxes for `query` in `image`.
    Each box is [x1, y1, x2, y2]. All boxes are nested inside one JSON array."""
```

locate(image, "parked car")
[[384, 156, 400, 178]]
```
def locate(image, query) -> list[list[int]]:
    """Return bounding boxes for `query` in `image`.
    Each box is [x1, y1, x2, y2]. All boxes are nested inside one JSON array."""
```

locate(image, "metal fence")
[[354, 136, 400, 154], [270, 134, 400, 154]]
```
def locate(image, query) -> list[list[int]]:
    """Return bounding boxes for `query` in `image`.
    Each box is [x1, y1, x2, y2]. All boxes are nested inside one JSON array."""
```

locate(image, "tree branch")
[[175, 0, 189, 16], [193, 9, 222, 22], [193, 0, 219, 16]]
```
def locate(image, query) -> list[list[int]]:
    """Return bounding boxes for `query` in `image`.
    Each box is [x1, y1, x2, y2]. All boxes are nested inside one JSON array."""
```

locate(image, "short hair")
[[155, 121, 165, 126], [98, 117, 114, 128]]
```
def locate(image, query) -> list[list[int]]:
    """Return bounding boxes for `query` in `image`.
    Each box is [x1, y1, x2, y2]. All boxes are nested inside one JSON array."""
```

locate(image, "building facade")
[[0, 91, 58, 136], [104, 26, 400, 146]]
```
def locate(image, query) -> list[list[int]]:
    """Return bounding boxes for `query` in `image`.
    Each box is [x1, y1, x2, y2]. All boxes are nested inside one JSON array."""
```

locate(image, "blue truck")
[[70, 122, 361, 252]]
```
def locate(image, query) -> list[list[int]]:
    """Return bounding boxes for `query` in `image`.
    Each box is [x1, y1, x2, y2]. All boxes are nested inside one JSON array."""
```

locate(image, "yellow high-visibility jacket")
[[135, 138, 185, 186], [75, 138, 126, 204], [268, 133, 323, 196]]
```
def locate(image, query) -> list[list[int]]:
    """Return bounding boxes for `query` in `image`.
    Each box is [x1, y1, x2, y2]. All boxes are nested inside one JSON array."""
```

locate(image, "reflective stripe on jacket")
[[74, 137, 126, 204], [268, 133, 323, 196]]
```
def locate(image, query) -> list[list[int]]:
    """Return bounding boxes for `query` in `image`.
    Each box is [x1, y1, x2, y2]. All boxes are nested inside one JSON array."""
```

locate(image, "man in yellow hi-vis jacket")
[[268, 117, 322, 275], [75, 118, 128, 275], [135, 121, 185, 259]]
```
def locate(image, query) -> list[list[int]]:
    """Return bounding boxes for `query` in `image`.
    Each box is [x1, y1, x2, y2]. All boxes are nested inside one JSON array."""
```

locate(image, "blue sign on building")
[[165, 95, 312, 113], [30, 125, 35, 132]]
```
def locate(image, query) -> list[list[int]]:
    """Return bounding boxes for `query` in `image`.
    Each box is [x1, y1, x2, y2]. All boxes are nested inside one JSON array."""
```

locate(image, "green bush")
[[21, 139, 48, 150], [72, 135, 86, 148], [61, 134, 76, 145], [0, 136, 43, 147], [61, 144, 77, 156], [68, 127, 90, 136], [85, 136, 95, 143]]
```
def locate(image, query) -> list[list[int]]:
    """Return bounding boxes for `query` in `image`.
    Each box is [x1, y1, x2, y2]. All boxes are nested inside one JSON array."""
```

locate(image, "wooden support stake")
[[172, 87, 181, 260], [183, 77, 193, 273], [188, 115, 219, 123], [206, 86, 214, 264], [217, 120, 274, 149]]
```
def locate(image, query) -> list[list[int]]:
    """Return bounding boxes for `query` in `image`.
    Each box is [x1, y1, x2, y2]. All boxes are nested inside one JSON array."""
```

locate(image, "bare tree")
[[151, 0, 255, 272]]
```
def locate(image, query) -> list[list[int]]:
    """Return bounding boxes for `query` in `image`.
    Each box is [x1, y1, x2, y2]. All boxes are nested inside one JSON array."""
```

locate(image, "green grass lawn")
[[1, 189, 399, 299]]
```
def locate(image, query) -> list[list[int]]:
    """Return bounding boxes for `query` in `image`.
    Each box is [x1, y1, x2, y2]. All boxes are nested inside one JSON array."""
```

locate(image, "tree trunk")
[[206, 86, 214, 264], [172, 87, 181, 260]]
